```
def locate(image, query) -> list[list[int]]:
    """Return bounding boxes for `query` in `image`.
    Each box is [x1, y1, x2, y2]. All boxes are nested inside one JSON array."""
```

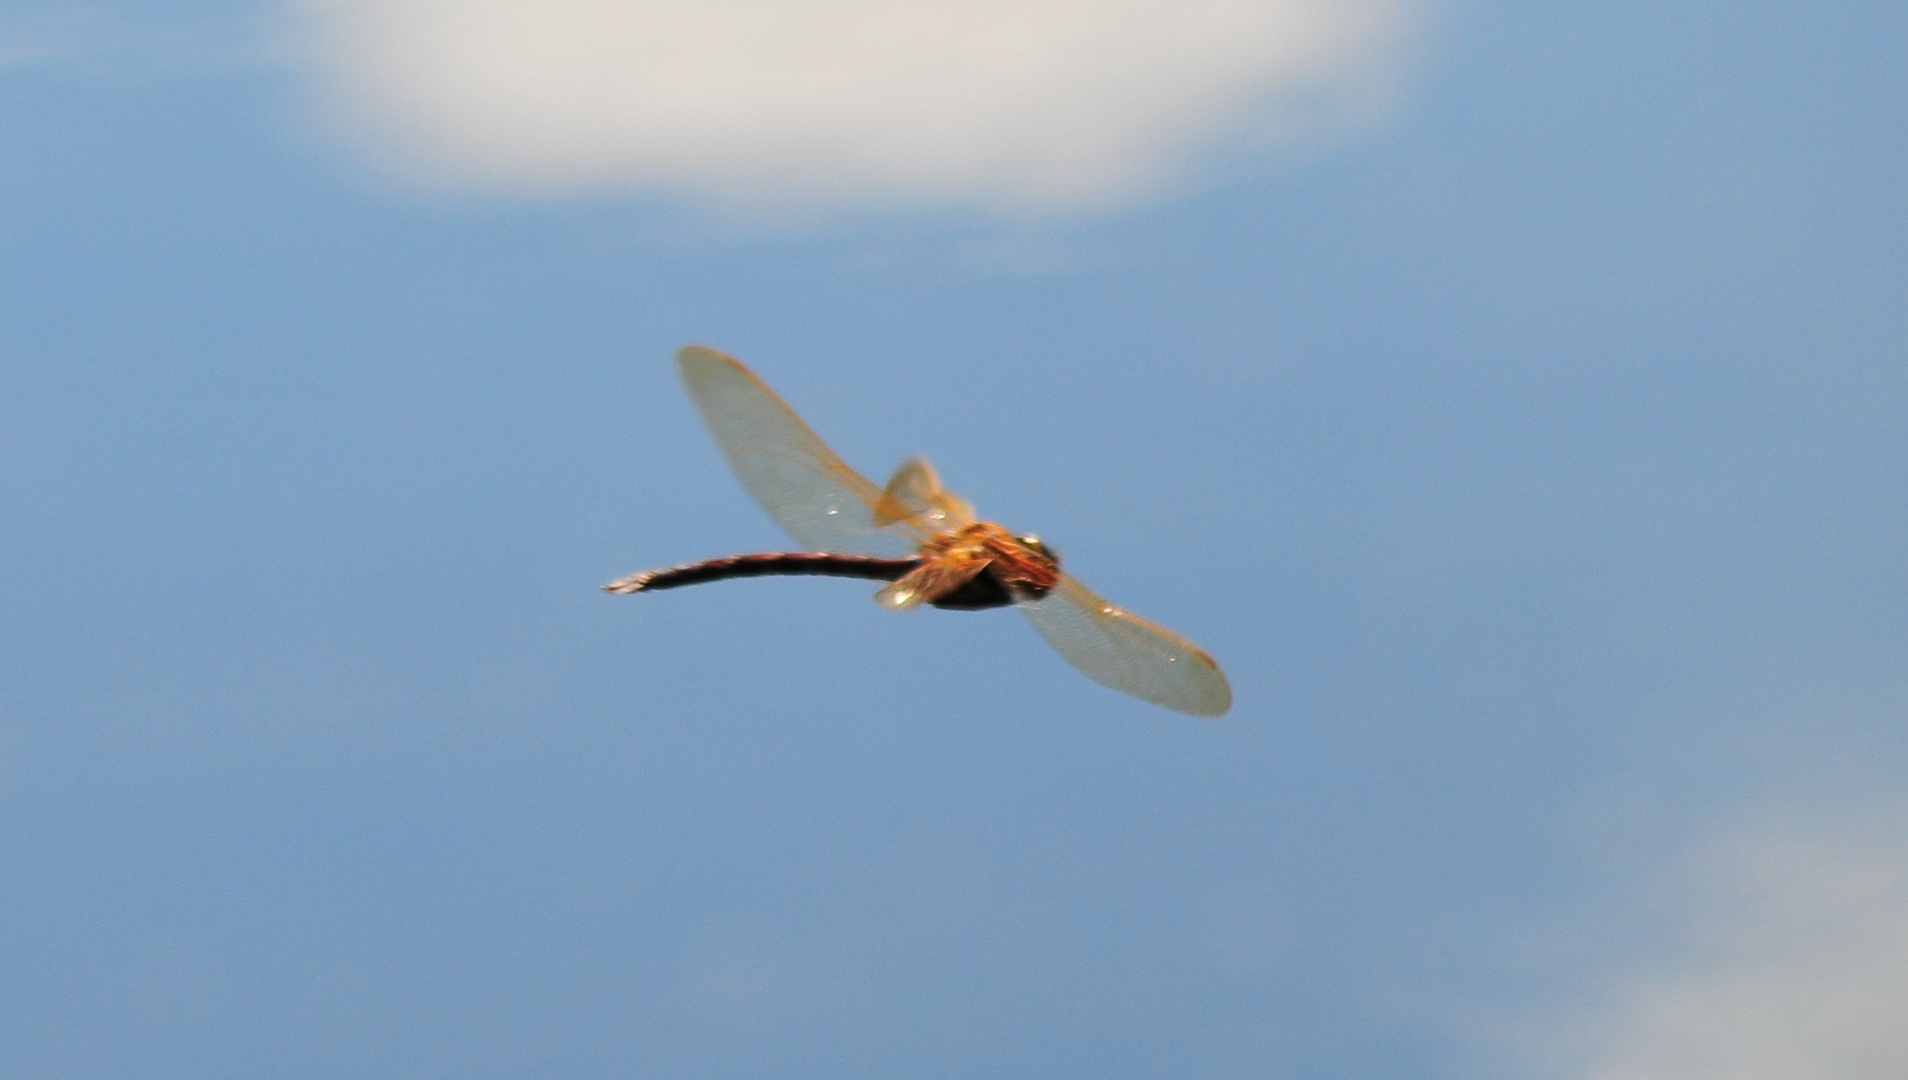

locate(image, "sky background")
[[2, 2, 1905, 1077]]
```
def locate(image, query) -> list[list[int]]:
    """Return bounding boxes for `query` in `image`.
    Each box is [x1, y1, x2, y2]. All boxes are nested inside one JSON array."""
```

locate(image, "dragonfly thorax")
[[897, 522, 1062, 610]]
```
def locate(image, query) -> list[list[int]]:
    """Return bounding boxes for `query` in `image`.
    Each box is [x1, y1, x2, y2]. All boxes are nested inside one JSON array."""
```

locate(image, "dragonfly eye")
[[1018, 535, 1060, 565]]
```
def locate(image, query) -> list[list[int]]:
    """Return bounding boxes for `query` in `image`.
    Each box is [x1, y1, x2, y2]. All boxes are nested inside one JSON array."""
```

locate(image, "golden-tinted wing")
[[1016, 576, 1231, 717], [874, 456, 975, 533], [676, 345, 926, 556]]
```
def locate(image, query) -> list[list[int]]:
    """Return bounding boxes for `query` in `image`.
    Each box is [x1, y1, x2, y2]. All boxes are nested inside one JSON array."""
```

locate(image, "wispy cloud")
[[1534, 807, 1908, 1080], [296, 0, 1409, 213]]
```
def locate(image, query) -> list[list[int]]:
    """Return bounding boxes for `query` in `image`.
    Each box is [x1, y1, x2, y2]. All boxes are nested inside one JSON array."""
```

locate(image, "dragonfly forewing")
[[676, 345, 924, 556], [1016, 576, 1232, 717]]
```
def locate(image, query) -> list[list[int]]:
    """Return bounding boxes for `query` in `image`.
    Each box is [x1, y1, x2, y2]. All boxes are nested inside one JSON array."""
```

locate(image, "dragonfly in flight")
[[604, 346, 1231, 717]]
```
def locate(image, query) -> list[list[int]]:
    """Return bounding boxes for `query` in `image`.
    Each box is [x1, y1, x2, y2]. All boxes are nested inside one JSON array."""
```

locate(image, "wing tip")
[[1185, 691, 1232, 719], [1186, 658, 1232, 718], [1125, 678, 1232, 718], [675, 343, 736, 372]]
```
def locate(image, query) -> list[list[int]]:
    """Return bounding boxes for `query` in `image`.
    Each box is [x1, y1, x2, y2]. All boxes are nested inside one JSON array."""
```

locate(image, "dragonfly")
[[604, 346, 1231, 717]]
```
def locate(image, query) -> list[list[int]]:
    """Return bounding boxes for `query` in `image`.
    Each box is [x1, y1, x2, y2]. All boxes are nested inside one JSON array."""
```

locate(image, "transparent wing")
[[875, 456, 975, 533], [1017, 576, 1232, 717], [676, 345, 928, 556]]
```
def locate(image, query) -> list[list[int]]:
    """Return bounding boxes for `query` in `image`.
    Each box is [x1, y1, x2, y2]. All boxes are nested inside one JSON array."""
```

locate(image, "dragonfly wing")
[[876, 456, 976, 532], [676, 345, 921, 556], [1016, 575, 1231, 717]]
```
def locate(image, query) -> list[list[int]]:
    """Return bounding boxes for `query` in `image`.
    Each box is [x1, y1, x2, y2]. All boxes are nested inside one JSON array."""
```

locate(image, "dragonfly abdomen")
[[604, 552, 922, 594]]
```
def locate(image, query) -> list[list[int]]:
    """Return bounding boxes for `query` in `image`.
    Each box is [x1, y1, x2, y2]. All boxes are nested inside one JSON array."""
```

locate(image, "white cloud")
[[1552, 810, 1908, 1080], [296, 0, 1408, 212]]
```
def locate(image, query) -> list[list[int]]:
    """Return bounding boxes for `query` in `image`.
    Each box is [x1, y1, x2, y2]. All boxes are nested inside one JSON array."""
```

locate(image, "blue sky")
[[2, 2, 1905, 1077]]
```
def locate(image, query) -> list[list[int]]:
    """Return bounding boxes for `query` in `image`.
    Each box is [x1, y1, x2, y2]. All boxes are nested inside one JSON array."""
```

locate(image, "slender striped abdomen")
[[603, 552, 922, 594]]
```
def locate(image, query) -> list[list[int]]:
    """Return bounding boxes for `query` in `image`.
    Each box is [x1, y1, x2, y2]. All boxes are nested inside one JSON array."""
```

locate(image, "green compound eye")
[[1018, 535, 1060, 565]]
